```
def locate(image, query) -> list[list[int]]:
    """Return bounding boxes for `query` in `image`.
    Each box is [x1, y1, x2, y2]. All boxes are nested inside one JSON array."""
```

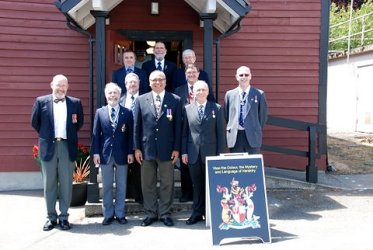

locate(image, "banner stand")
[[206, 153, 271, 245]]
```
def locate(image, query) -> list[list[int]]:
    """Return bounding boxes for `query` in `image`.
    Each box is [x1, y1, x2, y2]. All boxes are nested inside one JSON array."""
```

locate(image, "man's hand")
[[171, 150, 179, 165], [135, 149, 143, 164]]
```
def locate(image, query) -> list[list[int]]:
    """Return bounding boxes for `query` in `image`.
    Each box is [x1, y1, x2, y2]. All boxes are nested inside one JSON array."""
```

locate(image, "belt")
[[55, 137, 67, 142]]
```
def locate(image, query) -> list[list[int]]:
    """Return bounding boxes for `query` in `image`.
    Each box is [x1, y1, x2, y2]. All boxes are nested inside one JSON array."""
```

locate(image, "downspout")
[[214, 17, 244, 101], [60, 13, 95, 136]]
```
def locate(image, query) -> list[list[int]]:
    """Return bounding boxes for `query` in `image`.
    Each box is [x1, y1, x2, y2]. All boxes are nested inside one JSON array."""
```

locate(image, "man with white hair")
[[91, 82, 134, 226], [173, 49, 211, 91]]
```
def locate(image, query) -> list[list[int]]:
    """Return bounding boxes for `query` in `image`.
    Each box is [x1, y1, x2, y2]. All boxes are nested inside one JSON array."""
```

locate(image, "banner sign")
[[206, 154, 271, 245]]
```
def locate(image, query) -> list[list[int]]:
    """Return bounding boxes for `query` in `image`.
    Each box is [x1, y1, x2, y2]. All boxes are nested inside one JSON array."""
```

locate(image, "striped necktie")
[[198, 105, 204, 120]]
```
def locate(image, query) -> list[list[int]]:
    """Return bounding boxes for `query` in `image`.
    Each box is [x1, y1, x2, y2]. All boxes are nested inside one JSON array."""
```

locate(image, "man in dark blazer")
[[119, 73, 143, 204], [141, 41, 177, 93], [134, 70, 182, 227], [181, 80, 227, 225], [91, 82, 134, 226], [173, 49, 210, 90], [224, 66, 268, 153], [174, 64, 214, 203], [112, 50, 149, 95], [31, 74, 84, 231]]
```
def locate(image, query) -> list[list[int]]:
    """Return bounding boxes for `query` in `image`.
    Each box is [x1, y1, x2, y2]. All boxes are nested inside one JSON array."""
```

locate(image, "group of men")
[[31, 41, 268, 231]]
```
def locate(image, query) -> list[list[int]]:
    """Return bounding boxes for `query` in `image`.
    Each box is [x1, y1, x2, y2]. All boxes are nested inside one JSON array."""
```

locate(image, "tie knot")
[[157, 62, 162, 71], [131, 95, 135, 101], [156, 95, 161, 102], [127, 68, 133, 73], [242, 92, 246, 98], [54, 98, 65, 103]]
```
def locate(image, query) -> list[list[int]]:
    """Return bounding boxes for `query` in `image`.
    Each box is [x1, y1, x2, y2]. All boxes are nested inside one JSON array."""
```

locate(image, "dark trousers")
[[230, 130, 261, 154], [189, 154, 205, 217], [126, 161, 143, 202], [180, 162, 193, 200]]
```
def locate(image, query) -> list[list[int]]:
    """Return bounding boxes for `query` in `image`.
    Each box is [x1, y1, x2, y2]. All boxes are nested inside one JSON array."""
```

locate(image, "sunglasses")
[[238, 74, 250, 77]]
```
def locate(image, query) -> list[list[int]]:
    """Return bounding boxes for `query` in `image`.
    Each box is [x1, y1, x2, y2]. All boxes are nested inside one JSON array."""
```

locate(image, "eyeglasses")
[[150, 78, 165, 82], [238, 74, 250, 77]]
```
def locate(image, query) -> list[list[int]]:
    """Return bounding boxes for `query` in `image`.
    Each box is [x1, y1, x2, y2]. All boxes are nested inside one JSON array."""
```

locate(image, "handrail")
[[329, 11, 373, 52], [262, 115, 320, 183]]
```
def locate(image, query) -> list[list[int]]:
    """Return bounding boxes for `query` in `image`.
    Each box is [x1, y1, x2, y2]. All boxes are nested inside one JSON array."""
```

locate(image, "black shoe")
[[117, 217, 128, 224], [160, 217, 174, 227], [141, 217, 157, 227], [59, 220, 71, 230], [179, 195, 192, 202], [102, 217, 115, 226], [135, 198, 144, 204], [186, 215, 204, 225], [43, 220, 57, 231]]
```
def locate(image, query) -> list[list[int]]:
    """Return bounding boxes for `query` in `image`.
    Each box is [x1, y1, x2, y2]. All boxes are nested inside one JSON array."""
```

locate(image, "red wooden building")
[[0, 0, 329, 190]]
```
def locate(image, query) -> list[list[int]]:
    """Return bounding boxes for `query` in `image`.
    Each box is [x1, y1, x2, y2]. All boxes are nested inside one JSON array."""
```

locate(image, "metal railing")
[[329, 11, 373, 53], [262, 116, 321, 183]]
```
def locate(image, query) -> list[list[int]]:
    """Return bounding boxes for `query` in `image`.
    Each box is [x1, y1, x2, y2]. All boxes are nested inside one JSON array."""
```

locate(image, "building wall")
[[0, 0, 91, 175], [328, 51, 373, 133], [226, 0, 322, 169], [0, 0, 324, 190]]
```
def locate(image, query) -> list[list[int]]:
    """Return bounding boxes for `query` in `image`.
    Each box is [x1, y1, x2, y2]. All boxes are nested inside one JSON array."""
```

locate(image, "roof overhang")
[[55, 0, 251, 33]]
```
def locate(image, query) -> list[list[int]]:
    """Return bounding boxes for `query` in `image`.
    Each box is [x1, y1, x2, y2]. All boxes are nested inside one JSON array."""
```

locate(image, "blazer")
[[182, 101, 226, 165], [141, 59, 177, 92], [173, 68, 210, 89], [112, 66, 149, 95], [174, 83, 215, 107], [31, 94, 84, 161], [133, 91, 182, 161], [224, 86, 268, 148], [91, 105, 133, 165]]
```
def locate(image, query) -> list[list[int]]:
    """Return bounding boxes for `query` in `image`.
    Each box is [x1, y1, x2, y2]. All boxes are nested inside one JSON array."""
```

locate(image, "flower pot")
[[70, 182, 88, 207]]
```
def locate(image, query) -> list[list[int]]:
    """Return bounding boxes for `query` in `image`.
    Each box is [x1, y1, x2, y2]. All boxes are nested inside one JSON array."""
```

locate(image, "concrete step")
[[85, 199, 193, 217]]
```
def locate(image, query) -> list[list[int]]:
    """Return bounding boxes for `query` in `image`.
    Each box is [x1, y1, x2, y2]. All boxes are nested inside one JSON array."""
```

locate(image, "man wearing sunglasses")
[[224, 66, 268, 154]]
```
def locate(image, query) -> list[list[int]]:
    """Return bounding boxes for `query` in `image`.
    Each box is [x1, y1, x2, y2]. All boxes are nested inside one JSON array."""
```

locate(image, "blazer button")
[[155, 138, 157, 141], [156, 129, 159, 131]]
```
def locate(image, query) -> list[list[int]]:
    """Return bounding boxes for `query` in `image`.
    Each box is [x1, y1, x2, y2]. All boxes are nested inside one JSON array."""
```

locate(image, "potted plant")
[[32, 143, 91, 206]]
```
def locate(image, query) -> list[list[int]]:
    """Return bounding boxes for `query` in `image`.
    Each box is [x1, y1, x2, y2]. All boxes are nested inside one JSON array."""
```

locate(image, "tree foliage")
[[331, 0, 370, 11], [329, 1, 373, 51]]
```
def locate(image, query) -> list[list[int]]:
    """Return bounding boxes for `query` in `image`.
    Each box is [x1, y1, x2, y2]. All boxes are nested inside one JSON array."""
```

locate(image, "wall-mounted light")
[[146, 41, 156, 47], [151, 2, 159, 15]]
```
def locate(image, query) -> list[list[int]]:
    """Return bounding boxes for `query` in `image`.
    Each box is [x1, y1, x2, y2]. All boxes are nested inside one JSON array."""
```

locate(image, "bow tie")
[[54, 98, 65, 103]]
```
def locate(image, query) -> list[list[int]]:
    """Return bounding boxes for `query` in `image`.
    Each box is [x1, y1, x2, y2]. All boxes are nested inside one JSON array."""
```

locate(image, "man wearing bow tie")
[[112, 50, 148, 95], [91, 82, 134, 226], [31, 74, 84, 231], [141, 41, 177, 93], [224, 66, 268, 154]]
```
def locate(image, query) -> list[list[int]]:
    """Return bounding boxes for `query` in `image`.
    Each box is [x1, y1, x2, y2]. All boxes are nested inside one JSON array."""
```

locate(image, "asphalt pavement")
[[1, 170, 373, 250]]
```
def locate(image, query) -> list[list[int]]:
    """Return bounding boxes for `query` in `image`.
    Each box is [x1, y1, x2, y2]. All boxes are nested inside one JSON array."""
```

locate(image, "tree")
[[331, 0, 370, 10]]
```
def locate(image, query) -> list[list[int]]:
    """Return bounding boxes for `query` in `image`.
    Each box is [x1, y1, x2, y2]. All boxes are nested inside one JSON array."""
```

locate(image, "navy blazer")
[[174, 83, 216, 107], [141, 59, 177, 93], [181, 101, 226, 164], [224, 86, 268, 148], [31, 94, 84, 161], [173, 68, 210, 89], [112, 66, 149, 95], [133, 91, 182, 161], [91, 105, 133, 165]]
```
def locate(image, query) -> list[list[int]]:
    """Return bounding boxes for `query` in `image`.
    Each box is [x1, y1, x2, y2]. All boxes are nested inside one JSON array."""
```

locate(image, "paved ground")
[[1, 171, 373, 250]]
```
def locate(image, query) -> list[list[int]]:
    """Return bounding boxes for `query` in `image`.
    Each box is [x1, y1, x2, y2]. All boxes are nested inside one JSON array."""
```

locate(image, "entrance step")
[[85, 199, 193, 217]]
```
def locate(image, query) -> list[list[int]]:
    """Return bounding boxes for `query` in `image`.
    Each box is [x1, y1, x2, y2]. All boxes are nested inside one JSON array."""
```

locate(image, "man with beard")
[[91, 82, 134, 225], [142, 41, 177, 93]]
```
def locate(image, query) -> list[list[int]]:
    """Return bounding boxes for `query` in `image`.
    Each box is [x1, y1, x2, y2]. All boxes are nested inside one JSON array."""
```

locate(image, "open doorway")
[[110, 30, 193, 71]]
